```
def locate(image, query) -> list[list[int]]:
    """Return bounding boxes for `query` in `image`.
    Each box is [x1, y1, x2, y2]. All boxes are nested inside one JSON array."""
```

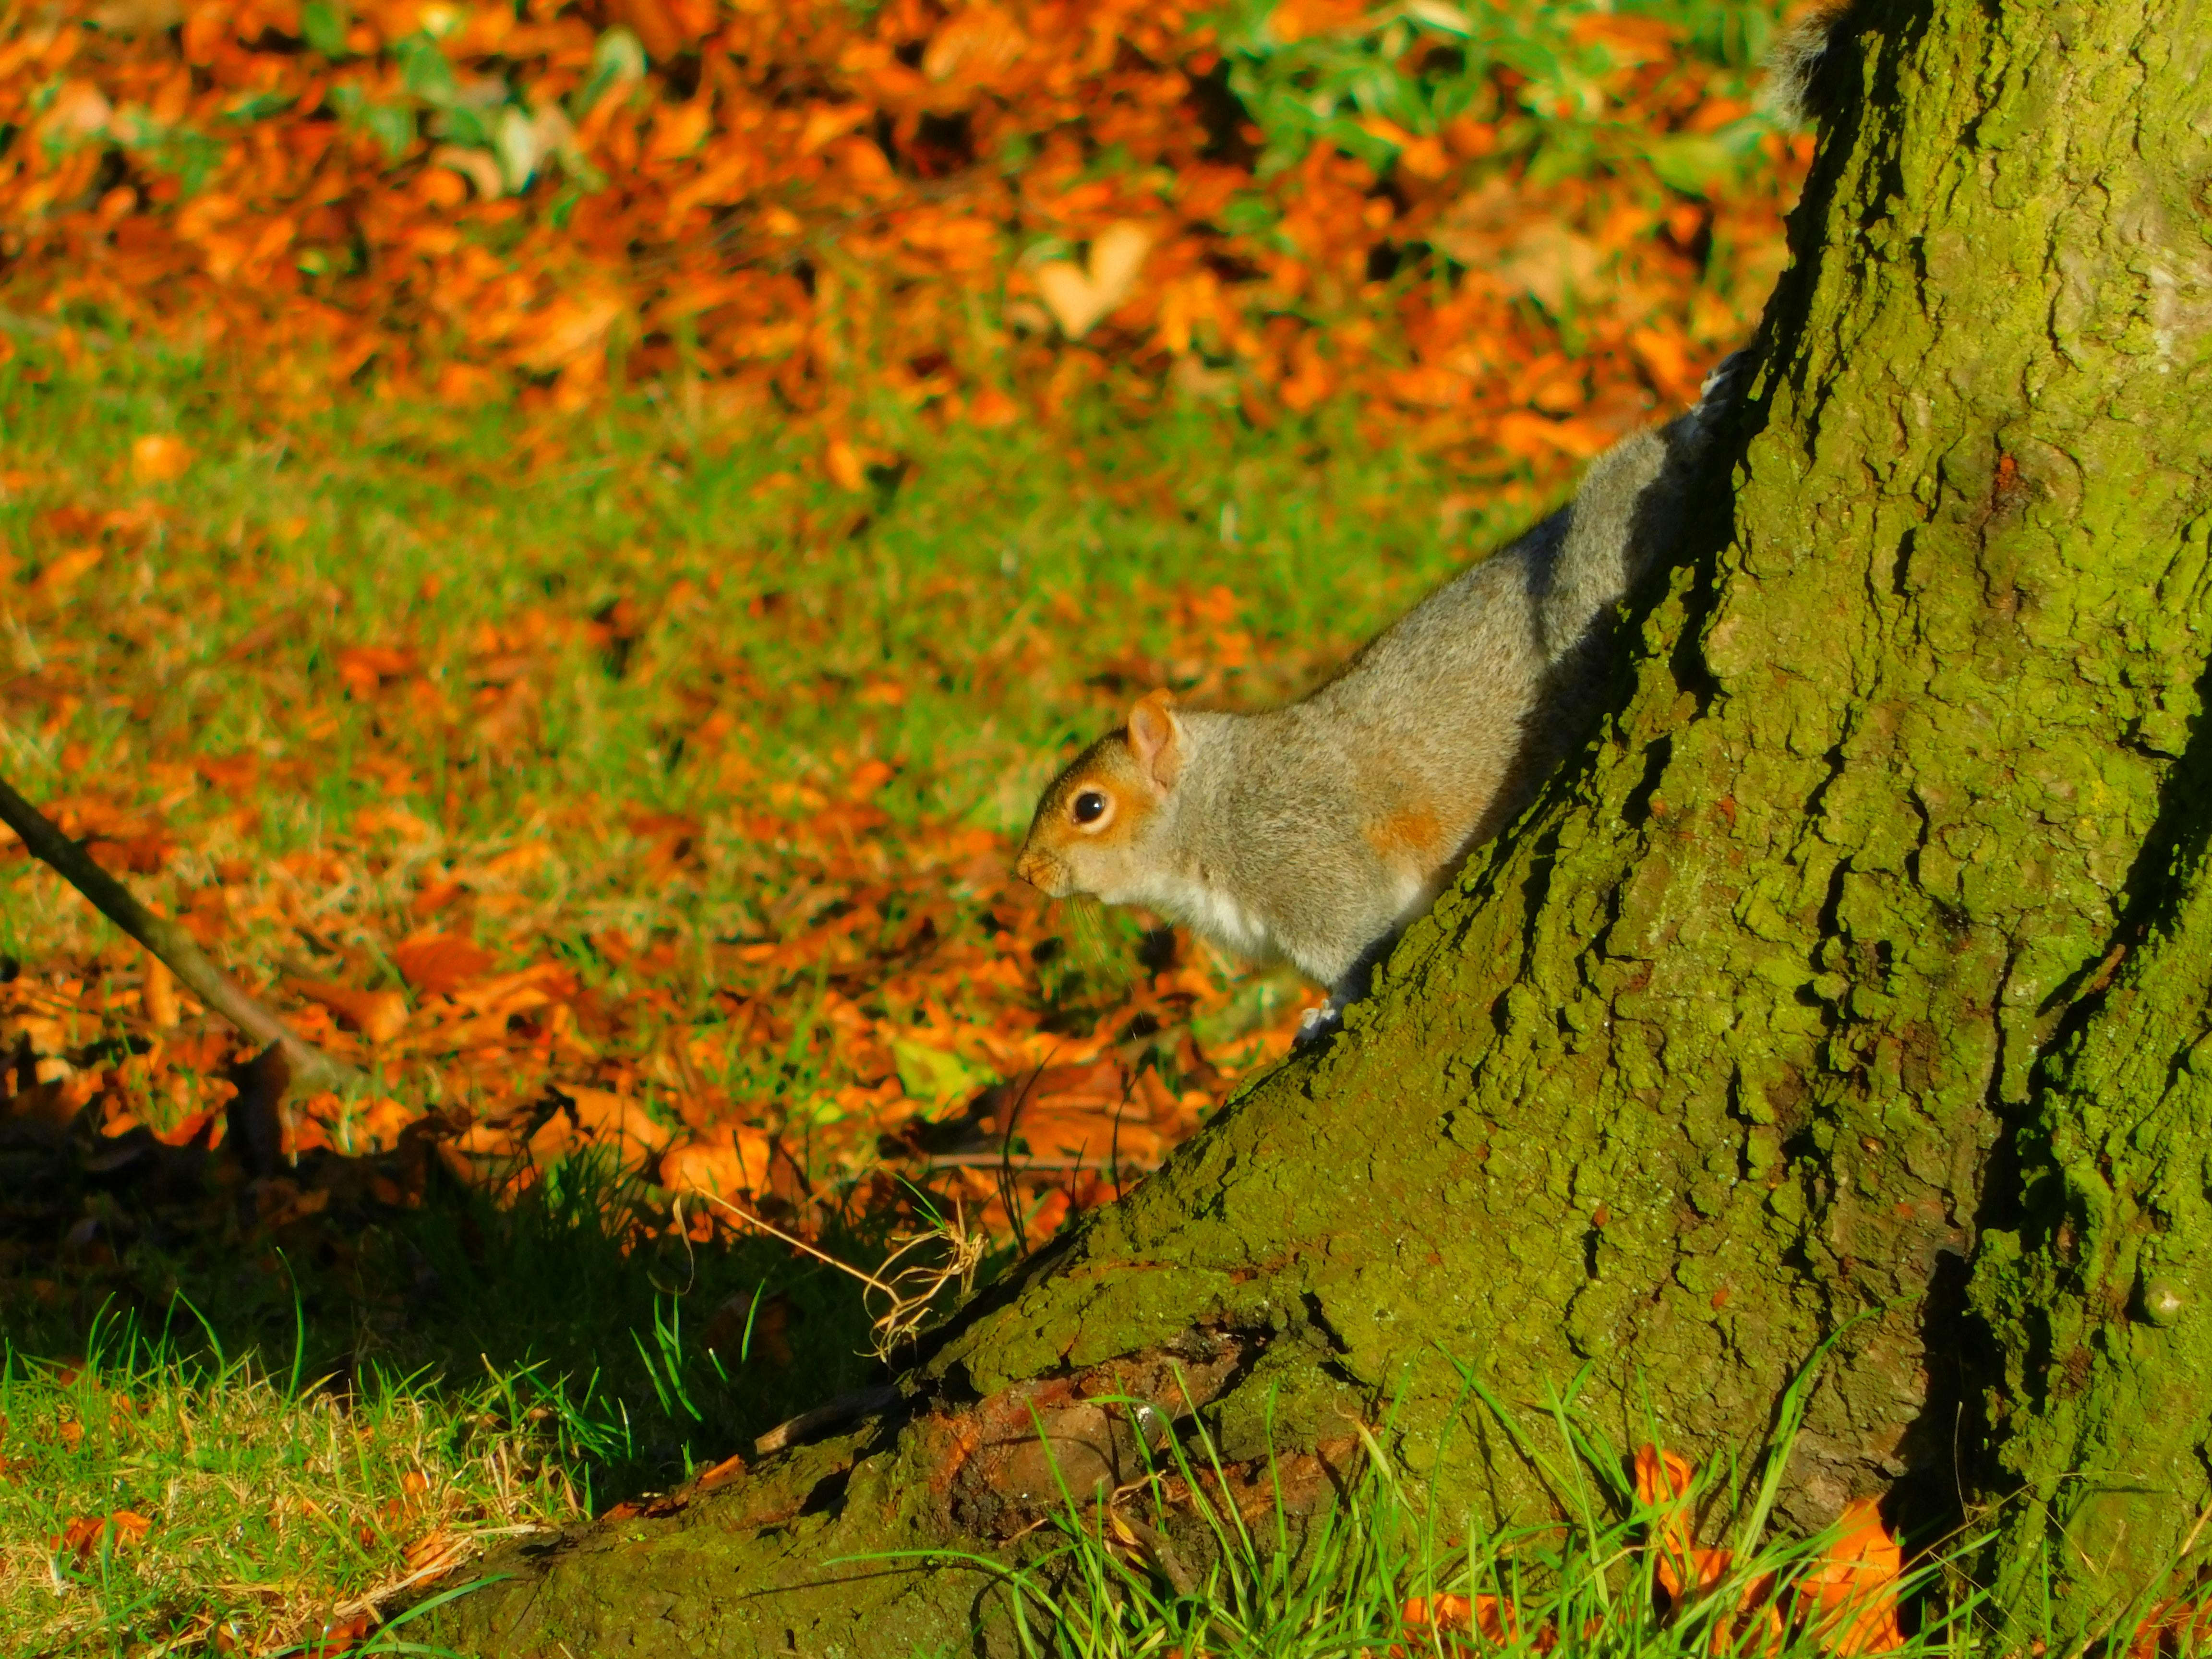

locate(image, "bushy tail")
[[1533, 349, 1749, 661], [1762, 0, 1863, 129]]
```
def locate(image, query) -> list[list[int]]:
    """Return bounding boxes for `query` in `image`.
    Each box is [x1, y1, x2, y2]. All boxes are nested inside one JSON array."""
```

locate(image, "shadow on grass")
[[0, 1094, 923, 1511]]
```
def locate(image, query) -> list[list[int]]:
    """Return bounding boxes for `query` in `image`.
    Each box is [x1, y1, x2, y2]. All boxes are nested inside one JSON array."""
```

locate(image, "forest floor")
[[0, 350, 1580, 1654], [2, 356, 2063, 1659]]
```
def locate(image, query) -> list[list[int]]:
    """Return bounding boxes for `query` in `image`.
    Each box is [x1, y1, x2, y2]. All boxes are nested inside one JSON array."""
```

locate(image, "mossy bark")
[[434, 0, 2212, 1649]]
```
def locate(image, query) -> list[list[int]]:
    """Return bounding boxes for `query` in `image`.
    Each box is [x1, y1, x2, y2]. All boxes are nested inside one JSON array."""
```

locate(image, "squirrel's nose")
[[1013, 849, 1053, 890]]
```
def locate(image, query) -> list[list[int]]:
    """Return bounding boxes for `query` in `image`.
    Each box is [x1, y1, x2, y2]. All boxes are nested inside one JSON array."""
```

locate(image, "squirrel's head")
[[1014, 689, 1185, 903]]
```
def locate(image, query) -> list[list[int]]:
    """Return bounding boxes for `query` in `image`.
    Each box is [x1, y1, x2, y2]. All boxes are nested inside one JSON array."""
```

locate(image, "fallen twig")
[[329, 1524, 553, 1620], [0, 772, 365, 1094], [685, 1191, 986, 1362], [752, 1385, 902, 1458]]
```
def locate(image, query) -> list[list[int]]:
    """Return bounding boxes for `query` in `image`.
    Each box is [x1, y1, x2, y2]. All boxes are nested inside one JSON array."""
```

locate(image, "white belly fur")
[[1136, 870, 1278, 962]]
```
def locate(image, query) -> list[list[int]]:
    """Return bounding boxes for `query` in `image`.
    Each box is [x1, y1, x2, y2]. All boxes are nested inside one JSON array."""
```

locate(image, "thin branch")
[[684, 1193, 899, 1298], [0, 772, 364, 1094]]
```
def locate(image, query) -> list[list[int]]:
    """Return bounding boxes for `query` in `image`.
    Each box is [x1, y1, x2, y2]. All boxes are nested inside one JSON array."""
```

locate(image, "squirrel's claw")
[[1294, 1002, 1343, 1047]]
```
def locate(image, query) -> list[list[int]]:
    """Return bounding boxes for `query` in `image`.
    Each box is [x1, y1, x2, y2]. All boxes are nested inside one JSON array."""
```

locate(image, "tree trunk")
[[434, 0, 2212, 1648]]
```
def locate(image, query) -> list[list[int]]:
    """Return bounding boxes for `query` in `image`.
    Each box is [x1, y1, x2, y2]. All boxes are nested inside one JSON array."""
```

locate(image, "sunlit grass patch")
[[0, 1305, 586, 1657]]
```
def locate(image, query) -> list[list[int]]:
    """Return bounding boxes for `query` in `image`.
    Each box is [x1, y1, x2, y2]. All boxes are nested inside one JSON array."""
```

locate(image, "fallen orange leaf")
[[825, 437, 866, 492], [33, 545, 103, 597], [661, 1127, 775, 1199], [1795, 1498, 1904, 1655], [392, 933, 497, 998], [306, 1612, 372, 1657], [2132, 1597, 2212, 1659], [143, 955, 180, 1028], [55, 1508, 152, 1560], [334, 645, 421, 698], [1633, 1443, 1785, 1653], [967, 387, 1021, 427], [564, 1086, 678, 1161], [129, 434, 191, 483], [1034, 222, 1154, 340], [1634, 1442, 1700, 1593], [402, 1527, 469, 1576], [693, 1449, 746, 1492], [291, 982, 410, 1044], [109, 1508, 152, 1542], [1399, 1591, 1535, 1655]]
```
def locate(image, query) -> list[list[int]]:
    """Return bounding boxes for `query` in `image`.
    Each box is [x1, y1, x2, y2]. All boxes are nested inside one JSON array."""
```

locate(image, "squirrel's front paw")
[[1294, 1003, 1342, 1047]]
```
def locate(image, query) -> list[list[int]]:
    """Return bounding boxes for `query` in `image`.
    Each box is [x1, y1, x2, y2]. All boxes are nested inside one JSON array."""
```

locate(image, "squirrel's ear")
[[1127, 689, 1183, 789]]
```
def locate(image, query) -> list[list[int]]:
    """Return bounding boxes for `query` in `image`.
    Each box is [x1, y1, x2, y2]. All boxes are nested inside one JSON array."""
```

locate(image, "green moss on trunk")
[[434, 0, 2212, 1648]]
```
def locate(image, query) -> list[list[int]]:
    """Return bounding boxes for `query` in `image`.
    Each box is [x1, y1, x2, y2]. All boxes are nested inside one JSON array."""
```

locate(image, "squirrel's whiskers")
[[1064, 895, 1134, 985]]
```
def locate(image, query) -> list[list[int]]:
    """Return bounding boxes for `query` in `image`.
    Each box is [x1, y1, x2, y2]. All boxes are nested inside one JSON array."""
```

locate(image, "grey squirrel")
[[1014, 354, 1746, 1038]]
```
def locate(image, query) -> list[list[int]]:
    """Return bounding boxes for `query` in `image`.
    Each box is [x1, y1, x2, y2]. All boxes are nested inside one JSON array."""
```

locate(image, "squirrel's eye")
[[1072, 790, 1107, 824]]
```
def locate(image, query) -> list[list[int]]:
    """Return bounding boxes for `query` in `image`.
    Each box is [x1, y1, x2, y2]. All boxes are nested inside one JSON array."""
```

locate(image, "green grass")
[[0, 1152, 933, 1654], [1221, 0, 1788, 182], [892, 1366, 2004, 1659], [0, 1304, 577, 1657], [887, 1350, 2202, 1659]]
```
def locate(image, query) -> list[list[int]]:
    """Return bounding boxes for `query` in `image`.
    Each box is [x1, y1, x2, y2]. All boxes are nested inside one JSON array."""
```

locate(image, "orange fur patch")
[[1365, 806, 1446, 867]]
